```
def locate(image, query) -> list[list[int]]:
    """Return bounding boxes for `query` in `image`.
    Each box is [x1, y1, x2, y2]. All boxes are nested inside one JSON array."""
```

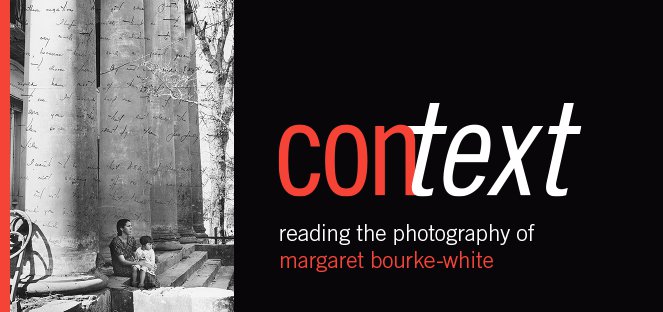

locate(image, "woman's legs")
[[138, 269, 146, 288], [131, 266, 138, 287]]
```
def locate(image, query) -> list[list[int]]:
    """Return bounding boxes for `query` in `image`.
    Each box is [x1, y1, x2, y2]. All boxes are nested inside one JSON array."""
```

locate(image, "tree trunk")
[[216, 62, 234, 234]]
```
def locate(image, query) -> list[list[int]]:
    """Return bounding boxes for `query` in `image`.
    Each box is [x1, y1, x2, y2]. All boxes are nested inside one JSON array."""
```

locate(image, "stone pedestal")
[[170, 0, 197, 244], [145, 0, 183, 251], [20, 0, 106, 294], [133, 288, 234, 312], [98, 0, 151, 257]]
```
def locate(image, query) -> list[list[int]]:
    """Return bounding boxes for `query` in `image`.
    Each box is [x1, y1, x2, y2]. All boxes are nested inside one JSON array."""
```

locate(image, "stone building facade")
[[10, 0, 209, 294]]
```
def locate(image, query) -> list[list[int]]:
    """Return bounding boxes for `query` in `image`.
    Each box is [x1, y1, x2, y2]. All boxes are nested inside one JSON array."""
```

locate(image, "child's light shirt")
[[134, 248, 156, 275]]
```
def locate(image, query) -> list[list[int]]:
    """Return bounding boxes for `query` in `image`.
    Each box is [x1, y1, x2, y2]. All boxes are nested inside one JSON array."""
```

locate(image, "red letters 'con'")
[[279, 125, 415, 196]]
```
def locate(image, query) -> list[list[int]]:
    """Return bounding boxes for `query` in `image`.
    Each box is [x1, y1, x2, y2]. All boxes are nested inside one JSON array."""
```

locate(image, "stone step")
[[154, 244, 196, 275], [157, 251, 208, 287], [30, 300, 82, 312], [208, 266, 234, 290], [181, 259, 222, 288], [17, 290, 111, 312], [194, 244, 234, 265]]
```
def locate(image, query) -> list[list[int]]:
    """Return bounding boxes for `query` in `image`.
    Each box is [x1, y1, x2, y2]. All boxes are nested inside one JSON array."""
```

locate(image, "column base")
[[193, 224, 207, 236], [194, 232, 208, 238], [154, 240, 183, 251], [194, 232, 209, 244], [179, 236, 198, 244], [19, 274, 108, 296]]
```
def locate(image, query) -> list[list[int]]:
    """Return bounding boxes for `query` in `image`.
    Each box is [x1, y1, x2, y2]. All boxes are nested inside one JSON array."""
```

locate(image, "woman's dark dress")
[[109, 236, 160, 288]]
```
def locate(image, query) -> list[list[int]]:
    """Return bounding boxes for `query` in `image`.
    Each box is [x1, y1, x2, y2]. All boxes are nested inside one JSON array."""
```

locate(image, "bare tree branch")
[[194, 18, 220, 72]]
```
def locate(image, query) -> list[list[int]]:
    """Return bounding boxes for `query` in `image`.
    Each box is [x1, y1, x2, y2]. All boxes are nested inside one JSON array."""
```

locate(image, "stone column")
[[195, 29, 220, 237], [186, 14, 207, 241], [144, 0, 183, 251], [98, 0, 151, 258], [171, 0, 197, 244], [20, 0, 106, 295]]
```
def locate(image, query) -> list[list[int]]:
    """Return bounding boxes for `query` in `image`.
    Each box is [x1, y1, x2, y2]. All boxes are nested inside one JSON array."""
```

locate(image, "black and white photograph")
[[9, 0, 234, 311]]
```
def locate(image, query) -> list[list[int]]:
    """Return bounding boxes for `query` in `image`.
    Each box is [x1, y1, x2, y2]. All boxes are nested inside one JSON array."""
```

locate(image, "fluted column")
[[98, 0, 151, 258], [171, 0, 197, 243], [20, 0, 106, 295], [186, 15, 207, 241], [145, 0, 183, 251]]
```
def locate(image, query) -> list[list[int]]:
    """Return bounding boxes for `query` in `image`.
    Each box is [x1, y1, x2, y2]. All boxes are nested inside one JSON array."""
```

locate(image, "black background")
[[235, 4, 654, 310]]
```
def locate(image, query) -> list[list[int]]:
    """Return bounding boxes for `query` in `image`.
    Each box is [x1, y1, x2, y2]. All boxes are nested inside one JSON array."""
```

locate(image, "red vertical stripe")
[[3, 0, 12, 310]]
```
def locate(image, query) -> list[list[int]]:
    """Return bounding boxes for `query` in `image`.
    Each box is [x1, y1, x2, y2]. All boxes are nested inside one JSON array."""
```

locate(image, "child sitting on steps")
[[134, 235, 157, 288]]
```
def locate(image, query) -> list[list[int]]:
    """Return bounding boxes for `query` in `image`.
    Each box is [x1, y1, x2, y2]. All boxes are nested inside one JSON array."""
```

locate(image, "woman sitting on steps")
[[109, 219, 160, 288]]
